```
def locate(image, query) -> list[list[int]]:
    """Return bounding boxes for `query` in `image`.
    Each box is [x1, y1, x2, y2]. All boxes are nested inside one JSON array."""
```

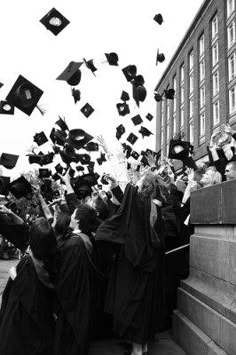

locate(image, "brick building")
[[155, 0, 236, 166]]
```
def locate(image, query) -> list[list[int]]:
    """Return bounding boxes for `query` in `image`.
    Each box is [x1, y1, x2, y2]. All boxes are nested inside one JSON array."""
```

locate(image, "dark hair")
[[138, 172, 163, 200], [74, 204, 98, 236], [54, 212, 71, 240], [93, 195, 109, 221], [29, 217, 56, 260]]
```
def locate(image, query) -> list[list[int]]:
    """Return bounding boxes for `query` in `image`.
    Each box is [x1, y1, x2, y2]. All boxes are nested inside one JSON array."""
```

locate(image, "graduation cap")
[[0, 176, 10, 196], [131, 114, 143, 126], [154, 92, 163, 102], [0, 153, 19, 169], [55, 116, 68, 131], [41, 152, 54, 166], [33, 131, 48, 146], [116, 124, 125, 140], [6, 75, 43, 116], [127, 133, 138, 145], [40, 8, 70, 36], [105, 52, 119, 66], [168, 139, 191, 160], [38, 168, 51, 179], [78, 153, 91, 165], [146, 113, 153, 121], [153, 13, 163, 25], [28, 152, 54, 166], [84, 142, 99, 152], [69, 168, 75, 178], [68, 129, 93, 150], [131, 151, 140, 160], [60, 143, 79, 165], [116, 102, 130, 116], [122, 65, 137, 82], [164, 89, 175, 99], [55, 163, 64, 174], [88, 161, 95, 173], [50, 129, 67, 146], [56, 61, 83, 86], [139, 126, 153, 138], [9, 176, 32, 199], [76, 165, 85, 173], [81, 103, 94, 118], [133, 75, 145, 86], [83, 58, 97, 75], [122, 142, 132, 158], [72, 88, 81, 103], [156, 49, 165, 65], [0, 100, 14, 115], [120, 91, 130, 101], [132, 84, 147, 106], [97, 152, 107, 165]]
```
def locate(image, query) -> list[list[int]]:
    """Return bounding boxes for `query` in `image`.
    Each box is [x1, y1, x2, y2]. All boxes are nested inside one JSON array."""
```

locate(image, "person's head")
[[193, 167, 205, 182], [137, 172, 163, 200], [29, 217, 56, 260], [54, 212, 71, 240], [200, 166, 222, 187], [86, 192, 109, 221], [225, 161, 236, 181], [70, 204, 98, 235]]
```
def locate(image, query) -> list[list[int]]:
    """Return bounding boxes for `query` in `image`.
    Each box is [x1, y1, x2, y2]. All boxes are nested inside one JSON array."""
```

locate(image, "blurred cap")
[[9, 176, 32, 199], [56, 61, 83, 85], [33, 131, 48, 146], [6, 75, 43, 116], [0, 176, 10, 196], [139, 126, 153, 138], [76, 165, 85, 172], [50, 129, 67, 146], [146, 113, 153, 121], [164, 89, 175, 100], [60, 143, 79, 165], [83, 58, 97, 75], [154, 92, 163, 102], [120, 91, 130, 101], [55, 116, 69, 131], [116, 102, 130, 116], [78, 153, 91, 165], [55, 163, 64, 174], [131, 151, 140, 160], [68, 129, 93, 150], [116, 124, 125, 140], [101, 174, 109, 185], [127, 133, 138, 145], [122, 65, 137, 82], [81, 103, 94, 118], [39, 168, 51, 179], [0, 153, 19, 169], [88, 161, 95, 173], [131, 114, 143, 126], [97, 152, 107, 165], [122, 143, 132, 158], [0, 100, 14, 115], [132, 84, 147, 107], [40, 8, 70, 36], [133, 75, 145, 86], [105, 52, 119, 66], [41, 152, 54, 166], [28, 152, 54, 166], [72, 88, 81, 103], [168, 139, 191, 160], [84, 142, 99, 152], [153, 13, 163, 25], [156, 49, 165, 65]]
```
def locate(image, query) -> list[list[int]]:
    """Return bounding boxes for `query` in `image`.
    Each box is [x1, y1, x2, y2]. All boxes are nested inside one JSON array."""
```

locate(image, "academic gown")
[[96, 184, 167, 344], [54, 232, 103, 355], [0, 256, 55, 355]]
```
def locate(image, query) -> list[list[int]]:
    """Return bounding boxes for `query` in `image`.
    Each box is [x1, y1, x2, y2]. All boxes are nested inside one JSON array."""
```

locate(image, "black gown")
[[0, 256, 55, 355], [96, 184, 167, 344]]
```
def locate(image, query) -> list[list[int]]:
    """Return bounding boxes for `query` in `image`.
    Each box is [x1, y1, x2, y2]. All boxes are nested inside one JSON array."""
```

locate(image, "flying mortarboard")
[[55, 116, 69, 131], [68, 129, 93, 150], [122, 65, 137, 82], [97, 153, 107, 165], [122, 143, 132, 158], [84, 142, 99, 152], [78, 153, 91, 165], [0, 176, 10, 196], [9, 176, 32, 199], [76, 165, 85, 173], [0, 153, 19, 169], [139, 126, 153, 138], [72, 88, 81, 103], [83, 58, 97, 76], [153, 13, 163, 25], [146, 113, 153, 121], [168, 139, 191, 160], [132, 84, 147, 107], [80, 103, 94, 118], [156, 49, 165, 65], [164, 89, 175, 99], [154, 92, 163, 102], [116, 102, 130, 116], [39, 168, 51, 179], [116, 124, 125, 140], [60, 143, 79, 165], [56, 61, 83, 86], [40, 8, 70, 36], [88, 161, 95, 173], [55, 163, 64, 174], [131, 114, 143, 126], [0, 101, 14, 115], [6, 75, 43, 116], [132, 75, 145, 86], [120, 91, 130, 101], [105, 52, 119, 66], [131, 151, 140, 160], [50, 129, 67, 146], [33, 131, 48, 146], [127, 133, 138, 145]]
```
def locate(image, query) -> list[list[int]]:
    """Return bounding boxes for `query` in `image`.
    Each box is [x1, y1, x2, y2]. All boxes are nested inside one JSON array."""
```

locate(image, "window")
[[200, 112, 205, 136], [189, 50, 194, 70], [212, 42, 219, 66], [200, 86, 205, 108], [173, 115, 177, 136], [227, 0, 235, 18], [229, 85, 236, 114], [213, 71, 219, 96], [228, 51, 236, 80], [212, 14, 218, 39], [228, 21, 236, 49], [200, 59, 205, 81], [199, 34, 205, 57], [213, 100, 220, 125], [181, 85, 185, 103], [180, 107, 184, 127], [189, 97, 194, 118], [189, 120, 194, 144], [180, 65, 184, 83], [189, 72, 194, 93]]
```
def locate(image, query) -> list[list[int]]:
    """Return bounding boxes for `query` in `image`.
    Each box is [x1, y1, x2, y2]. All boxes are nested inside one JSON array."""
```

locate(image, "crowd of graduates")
[[0, 122, 236, 355]]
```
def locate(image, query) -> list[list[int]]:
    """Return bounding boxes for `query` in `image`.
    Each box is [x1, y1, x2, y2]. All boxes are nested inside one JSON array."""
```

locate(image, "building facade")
[[155, 0, 236, 165]]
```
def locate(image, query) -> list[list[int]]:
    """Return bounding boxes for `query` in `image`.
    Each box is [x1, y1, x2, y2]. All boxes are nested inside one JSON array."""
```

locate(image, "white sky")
[[0, 0, 204, 178]]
